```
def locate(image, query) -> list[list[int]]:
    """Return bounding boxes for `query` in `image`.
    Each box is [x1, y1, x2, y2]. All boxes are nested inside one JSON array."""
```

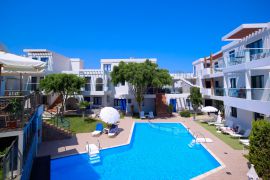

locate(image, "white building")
[[62, 57, 196, 115], [193, 22, 270, 130]]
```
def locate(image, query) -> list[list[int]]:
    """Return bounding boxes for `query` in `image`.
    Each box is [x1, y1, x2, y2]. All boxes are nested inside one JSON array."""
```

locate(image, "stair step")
[[90, 159, 101, 164]]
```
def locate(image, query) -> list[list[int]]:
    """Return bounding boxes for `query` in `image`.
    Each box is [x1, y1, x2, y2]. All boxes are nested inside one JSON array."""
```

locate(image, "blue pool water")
[[51, 123, 220, 180]]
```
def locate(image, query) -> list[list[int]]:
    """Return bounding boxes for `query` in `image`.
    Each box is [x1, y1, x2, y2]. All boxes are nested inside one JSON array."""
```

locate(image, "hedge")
[[180, 110, 191, 117], [249, 120, 270, 179]]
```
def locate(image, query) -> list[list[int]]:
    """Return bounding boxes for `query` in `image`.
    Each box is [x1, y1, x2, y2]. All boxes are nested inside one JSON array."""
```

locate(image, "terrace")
[[0, 92, 42, 132]]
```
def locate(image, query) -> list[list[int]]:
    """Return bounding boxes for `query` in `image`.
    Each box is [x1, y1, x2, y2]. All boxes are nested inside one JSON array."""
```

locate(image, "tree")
[[111, 60, 172, 112], [189, 87, 202, 120], [249, 120, 270, 180], [78, 101, 92, 119], [40, 74, 85, 115]]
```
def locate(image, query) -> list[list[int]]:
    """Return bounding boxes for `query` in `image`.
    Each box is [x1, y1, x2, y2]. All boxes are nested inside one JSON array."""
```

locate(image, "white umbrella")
[[216, 111, 222, 124], [201, 106, 218, 113], [99, 107, 120, 124], [0, 51, 46, 72]]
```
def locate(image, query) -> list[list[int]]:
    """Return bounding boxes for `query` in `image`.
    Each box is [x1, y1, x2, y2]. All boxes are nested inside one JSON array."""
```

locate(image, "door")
[[169, 99, 177, 112]]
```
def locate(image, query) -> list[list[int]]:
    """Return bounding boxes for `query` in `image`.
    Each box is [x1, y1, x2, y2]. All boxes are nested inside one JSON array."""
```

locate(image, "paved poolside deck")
[[38, 114, 249, 180]]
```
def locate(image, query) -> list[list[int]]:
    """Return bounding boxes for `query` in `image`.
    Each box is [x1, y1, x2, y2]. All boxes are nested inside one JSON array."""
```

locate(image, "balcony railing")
[[214, 88, 225, 96], [228, 88, 270, 101], [228, 88, 247, 99], [251, 88, 270, 101], [227, 48, 270, 67], [0, 92, 42, 130]]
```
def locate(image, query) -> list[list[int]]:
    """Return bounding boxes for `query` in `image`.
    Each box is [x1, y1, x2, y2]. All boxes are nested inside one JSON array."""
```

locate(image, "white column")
[[223, 74, 228, 97], [17, 131, 24, 175], [245, 70, 251, 100]]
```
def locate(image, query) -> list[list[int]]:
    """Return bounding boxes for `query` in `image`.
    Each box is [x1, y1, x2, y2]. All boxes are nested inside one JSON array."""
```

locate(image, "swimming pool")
[[51, 123, 221, 180]]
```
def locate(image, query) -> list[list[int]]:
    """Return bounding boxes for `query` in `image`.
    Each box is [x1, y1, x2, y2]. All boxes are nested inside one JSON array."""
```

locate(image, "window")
[[85, 77, 91, 91], [231, 107, 237, 118], [251, 75, 264, 88], [246, 39, 263, 57], [40, 57, 49, 62], [214, 62, 218, 68], [93, 97, 102, 105], [229, 50, 235, 61], [103, 64, 111, 72], [230, 78, 236, 88], [31, 77, 37, 91], [121, 81, 125, 86], [215, 81, 220, 88], [114, 99, 121, 106], [128, 99, 132, 104], [254, 112, 264, 121], [95, 78, 103, 91], [32, 57, 38, 60], [205, 81, 211, 88]]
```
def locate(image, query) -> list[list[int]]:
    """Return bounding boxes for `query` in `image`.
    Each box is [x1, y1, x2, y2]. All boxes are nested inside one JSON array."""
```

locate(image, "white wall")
[[70, 58, 84, 71]]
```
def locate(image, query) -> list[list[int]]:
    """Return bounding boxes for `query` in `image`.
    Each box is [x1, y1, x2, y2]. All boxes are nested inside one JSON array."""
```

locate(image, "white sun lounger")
[[239, 139, 250, 146], [229, 129, 251, 138], [193, 138, 213, 143], [148, 111, 154, 119], [140, 111, 146, 119]]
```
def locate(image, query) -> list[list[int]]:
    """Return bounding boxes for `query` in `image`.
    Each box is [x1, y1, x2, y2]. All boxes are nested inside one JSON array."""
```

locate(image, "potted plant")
[[6, 98, 23, 128]]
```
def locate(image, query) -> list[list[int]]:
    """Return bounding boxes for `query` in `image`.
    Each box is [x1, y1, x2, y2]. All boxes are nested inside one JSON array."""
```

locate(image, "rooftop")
[[222, 23, 269, 41]]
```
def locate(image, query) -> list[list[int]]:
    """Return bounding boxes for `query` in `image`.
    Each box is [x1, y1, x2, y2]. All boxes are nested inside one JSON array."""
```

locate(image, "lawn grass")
[[196, 121, 245, 150], [47, 116, 107, 134]]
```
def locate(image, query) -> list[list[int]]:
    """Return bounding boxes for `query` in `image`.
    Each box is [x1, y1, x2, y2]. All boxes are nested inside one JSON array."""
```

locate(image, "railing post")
[[245, 50, 250, 62]]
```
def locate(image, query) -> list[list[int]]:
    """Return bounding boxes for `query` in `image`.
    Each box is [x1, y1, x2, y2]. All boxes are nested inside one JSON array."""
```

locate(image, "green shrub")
[[180, 110, 191, 117], [168, 104, 174, 114], [249, 120, 270, 180]]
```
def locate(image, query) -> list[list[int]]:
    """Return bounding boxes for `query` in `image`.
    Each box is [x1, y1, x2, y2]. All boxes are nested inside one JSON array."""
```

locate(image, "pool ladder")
[[188, 132, 206, 148], [87, 140, 102, 164]]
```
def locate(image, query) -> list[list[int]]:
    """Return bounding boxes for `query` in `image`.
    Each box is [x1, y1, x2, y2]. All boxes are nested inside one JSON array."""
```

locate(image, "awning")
[[222, 23, 268, 41], [0, 51, 46, 72]]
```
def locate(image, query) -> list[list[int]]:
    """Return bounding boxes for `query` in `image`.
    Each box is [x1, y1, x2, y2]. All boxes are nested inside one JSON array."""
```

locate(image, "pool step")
[[89, 154, 101, 164]]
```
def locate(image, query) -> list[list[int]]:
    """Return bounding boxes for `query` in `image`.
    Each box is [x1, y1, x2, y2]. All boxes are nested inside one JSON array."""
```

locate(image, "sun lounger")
[[108, 125, 120, 137], [239, 139, 250, 146], [221, 124, 241, 135], [91, 123, 103, 136], [140, 111, 146, 119], [148, 111, 154, 119], [229, 129, 251, 138]]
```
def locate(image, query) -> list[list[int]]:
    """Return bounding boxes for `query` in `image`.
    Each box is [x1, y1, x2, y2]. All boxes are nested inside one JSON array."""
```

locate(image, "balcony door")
[[31, 77, 37, 91], [251, 75, 264, 100], [230, 78, 236, 88], [251, 75, 264, 88], [246, 39, 263, 60]]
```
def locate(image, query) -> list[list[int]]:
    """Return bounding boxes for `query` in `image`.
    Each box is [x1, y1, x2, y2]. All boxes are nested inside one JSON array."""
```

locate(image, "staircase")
[[42, 121, 72, 141], [47, 95, 63, 113], [155, 93, 171, 117]]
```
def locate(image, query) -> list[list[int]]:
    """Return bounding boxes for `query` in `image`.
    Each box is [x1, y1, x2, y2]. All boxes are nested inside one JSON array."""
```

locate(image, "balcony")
[[202, 68, 211, 77], [201, 88, 212, 96], [227, 48, 270, 67], [228, 88, 246, 99], [214, 88, 225, 96], [251, 88, 270, 101], [0, 92, 41, 131]]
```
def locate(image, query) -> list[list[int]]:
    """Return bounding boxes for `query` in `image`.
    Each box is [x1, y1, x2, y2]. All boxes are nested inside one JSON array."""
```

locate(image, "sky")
[[0, 0, 270, 72]]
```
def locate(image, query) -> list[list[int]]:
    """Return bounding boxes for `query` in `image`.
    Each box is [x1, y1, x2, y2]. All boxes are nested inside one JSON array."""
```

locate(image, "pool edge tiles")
[[51, 122, 224, 179]]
